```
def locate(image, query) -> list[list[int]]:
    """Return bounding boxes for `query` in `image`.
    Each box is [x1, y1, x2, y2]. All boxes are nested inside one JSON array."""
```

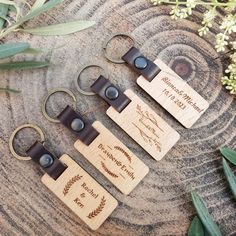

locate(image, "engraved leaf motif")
[[101, 162, 119, 178], [63, 175, 82, 196], [87, 196, 106, 219]]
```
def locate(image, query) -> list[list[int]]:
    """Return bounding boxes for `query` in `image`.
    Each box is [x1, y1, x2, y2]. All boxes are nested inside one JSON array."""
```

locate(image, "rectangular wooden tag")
[[41, 154, 118, 230], [137, 59, 209, 128], [106, 90, 180, 161], [74, 121, 149, 195]]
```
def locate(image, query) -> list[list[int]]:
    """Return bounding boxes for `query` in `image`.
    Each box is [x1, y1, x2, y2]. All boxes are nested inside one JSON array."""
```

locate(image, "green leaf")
[[21, 20, 96, 36], [191, 191, 222, 236], [0, 0, 21, 19], [18, 0, 63, 24], [188, 216, 204, 236], [0, 0, 63, 39], [0, 42, 29, 59], [220, 147, 236, 166], [31, 0, 47, 12], [222, 158, 236, 200], [0, 87, 20, 93], [0, 3, 9, 30], [0, 61, 50, 70], [23, 47, 43, 54]]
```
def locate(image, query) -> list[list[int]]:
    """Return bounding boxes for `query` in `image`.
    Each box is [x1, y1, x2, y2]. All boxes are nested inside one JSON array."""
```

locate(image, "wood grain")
[[107, 89, 180, 161], [0, 0, 236, 235], [137, 61, 209, 128], [74, 121, 149, 195], [41, 154, 118, 230]]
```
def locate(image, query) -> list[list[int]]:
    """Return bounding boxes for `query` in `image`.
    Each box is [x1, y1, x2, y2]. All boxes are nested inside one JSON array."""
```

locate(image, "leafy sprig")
[[0, 0, 95, 38], [188, 147, 236, 235], [0, 0, 96, 94], [0, 42, 50, 93], [151, 0, 236, 95]]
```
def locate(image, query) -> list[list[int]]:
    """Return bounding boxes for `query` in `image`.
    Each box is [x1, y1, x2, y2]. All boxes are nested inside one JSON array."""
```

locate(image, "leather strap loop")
[[122, 47, 161, 82], [91, 75, 131, 113], [57, 105, 99, 146], [26, 141, 67, 180]]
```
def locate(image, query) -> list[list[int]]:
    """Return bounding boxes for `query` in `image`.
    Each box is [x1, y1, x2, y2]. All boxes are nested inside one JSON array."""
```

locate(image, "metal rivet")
[[71, 118, 85, 132], [105, 86, 119, 100], [134, 57, 148, 70], [39, 154, 54, 168]]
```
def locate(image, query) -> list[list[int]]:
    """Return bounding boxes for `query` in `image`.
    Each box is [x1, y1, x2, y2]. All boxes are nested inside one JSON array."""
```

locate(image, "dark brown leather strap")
[[91, 75, 131, 113], [57, 105, 99, 145], [26, 141, 67, 180], [122, 47, 161, 82]]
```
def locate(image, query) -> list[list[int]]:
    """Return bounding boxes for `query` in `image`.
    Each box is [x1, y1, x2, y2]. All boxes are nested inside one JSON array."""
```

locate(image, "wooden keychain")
[[75, 65, 180, 161], [103, 33, 209, 129], [42, 88, 149, 195], [9, 124, 118, 230]]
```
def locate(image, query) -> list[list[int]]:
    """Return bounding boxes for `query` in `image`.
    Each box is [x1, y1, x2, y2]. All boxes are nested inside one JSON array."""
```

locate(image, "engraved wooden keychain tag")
[[9, 124, 118, 230], [75, 66, 180, 161], [42, 88, 149, 195], [103, 33, 209, 128]]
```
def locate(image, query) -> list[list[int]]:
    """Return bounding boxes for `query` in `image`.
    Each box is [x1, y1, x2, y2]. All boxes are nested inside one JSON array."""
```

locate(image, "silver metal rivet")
[[71, 118, 85, 132], [39, 154, 54, 168], [105, 86, 119, 100]]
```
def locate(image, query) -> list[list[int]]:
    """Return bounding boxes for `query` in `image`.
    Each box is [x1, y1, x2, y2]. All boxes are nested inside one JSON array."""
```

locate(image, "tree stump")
[[0, 0, 235, 235]]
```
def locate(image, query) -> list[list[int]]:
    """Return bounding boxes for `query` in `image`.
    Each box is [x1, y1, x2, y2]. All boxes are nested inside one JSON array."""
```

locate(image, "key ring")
[[103, 33, 136, 64], [42, 88, 77, 123], [9, 124, 45, 161], [75, 64, 109, 96]]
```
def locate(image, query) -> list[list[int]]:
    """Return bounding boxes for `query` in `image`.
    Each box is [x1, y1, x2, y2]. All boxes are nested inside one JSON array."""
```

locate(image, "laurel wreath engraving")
[[136, 104, 164, 132], [101, 161, 119, 178], [114, 146, 132, 163], [63, 174, 82, 196], [87, 196, 106, 219]]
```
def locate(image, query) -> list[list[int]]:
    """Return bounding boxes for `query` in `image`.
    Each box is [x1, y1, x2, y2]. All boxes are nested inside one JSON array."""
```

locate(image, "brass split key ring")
[[103, 33, 136, 64], [75, 64, 109, 96], [42, 88, 77, 123], [9, 124, 45, 161]]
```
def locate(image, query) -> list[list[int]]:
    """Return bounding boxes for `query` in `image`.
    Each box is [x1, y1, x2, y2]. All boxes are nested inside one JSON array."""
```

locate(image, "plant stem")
[[158, 0, 236, 7]]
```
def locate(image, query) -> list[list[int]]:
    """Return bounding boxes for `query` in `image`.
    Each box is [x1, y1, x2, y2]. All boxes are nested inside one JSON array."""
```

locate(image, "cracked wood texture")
[[0, 0, 236, 235]]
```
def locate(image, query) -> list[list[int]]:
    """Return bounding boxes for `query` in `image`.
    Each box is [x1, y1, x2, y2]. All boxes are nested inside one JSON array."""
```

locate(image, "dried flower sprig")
[[151, 0, 236, 95]]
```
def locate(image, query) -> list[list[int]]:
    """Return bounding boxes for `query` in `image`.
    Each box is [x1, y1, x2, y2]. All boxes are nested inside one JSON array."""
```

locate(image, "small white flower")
[[220, 14, 236, 34], [198, 26, 209, 36]]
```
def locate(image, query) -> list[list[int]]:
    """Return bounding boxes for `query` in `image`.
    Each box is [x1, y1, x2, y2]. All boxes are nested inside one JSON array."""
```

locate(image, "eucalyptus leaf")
[[0, 87, 20, 93], [0, 3, 8, 30], [191, 191, 222, 236], [188, 216, 204, 236], [220, 147, 236, 165], [0, 42, 29, 59], [222, 158, 236, 200], [0, 61, 50, 70], [31, 0, 47, 12], [22, 20, 96, 36]]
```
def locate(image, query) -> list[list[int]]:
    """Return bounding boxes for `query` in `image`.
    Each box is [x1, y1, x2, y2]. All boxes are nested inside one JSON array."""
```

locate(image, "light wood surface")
[[107, 89, 180, 160], [41, 154, 118, 230], [74, 121, 149, 195], [137, 60, 209, 128], [1, 0, 236, 235]]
